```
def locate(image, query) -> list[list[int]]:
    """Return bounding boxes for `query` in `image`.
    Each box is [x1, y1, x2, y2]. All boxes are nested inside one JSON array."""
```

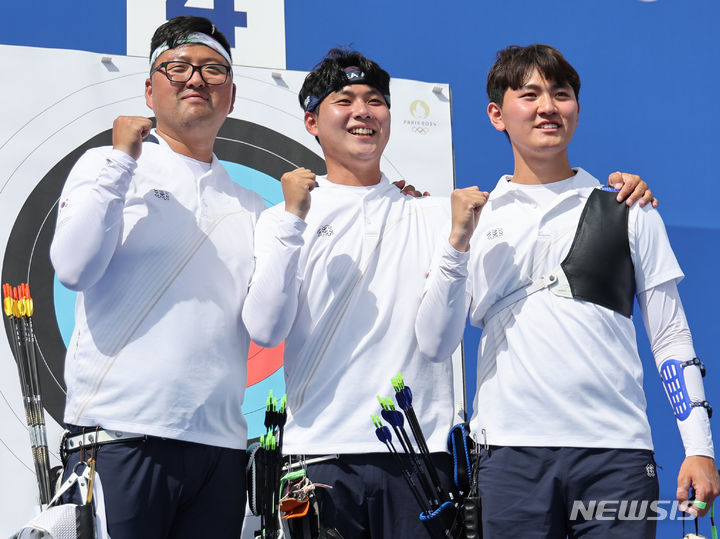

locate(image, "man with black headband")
[[50, 16, 264, 537], [242, 48, 457, 537]]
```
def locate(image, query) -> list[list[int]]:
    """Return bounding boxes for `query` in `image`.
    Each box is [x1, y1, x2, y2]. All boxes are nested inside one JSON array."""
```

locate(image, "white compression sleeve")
[[242, 209, 307, 348], [638, 280, 714, 458], [415, 240, 471, 361]]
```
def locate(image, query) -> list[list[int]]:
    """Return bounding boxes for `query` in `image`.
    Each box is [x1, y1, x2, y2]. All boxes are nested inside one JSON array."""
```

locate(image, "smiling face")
[[305, 84, 390, 175], [488, 68, 579, 162], [145, 43, 236, 140]]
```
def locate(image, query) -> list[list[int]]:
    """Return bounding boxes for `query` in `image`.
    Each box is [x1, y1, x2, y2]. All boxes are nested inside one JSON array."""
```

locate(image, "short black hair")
[[487, 44, 580, 106], [299, 48, 391, 112], [149, 16, 232, 67]]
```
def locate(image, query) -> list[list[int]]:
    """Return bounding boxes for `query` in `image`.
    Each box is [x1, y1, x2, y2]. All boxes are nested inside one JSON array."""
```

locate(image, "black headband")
[[303, 66, 391, 112]]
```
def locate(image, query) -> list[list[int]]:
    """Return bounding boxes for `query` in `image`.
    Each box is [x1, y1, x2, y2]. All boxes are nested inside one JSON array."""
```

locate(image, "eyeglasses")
[[150, 61, 232, 85]]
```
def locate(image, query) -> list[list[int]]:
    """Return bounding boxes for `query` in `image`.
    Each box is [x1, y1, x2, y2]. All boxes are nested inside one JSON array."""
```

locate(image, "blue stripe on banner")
[[54, 276, 76, 347], [220, 160, 283, 207], [243, 367, 286, 439], [2, 1, 126, 54]]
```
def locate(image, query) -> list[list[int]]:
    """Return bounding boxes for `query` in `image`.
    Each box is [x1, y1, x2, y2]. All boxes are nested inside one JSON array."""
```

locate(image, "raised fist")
[[449, 186, 489, 252], [112, 116, 153, 160], [281, 167, 317, 220]]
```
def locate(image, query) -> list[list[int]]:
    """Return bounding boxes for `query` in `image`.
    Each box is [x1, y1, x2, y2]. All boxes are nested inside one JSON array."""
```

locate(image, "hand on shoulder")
[[607, 171, 658, 209]]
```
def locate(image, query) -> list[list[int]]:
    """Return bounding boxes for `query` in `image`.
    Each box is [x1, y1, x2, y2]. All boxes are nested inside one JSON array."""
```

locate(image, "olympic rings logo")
[[411, 126, 430, 135]]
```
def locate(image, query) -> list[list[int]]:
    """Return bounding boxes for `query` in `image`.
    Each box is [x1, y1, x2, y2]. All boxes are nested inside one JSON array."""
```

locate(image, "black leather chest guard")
[[560, 189, 636, 318]]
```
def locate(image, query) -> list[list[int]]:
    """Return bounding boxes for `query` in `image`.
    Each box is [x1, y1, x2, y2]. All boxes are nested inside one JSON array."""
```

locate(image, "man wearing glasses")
[[50, 16, 264, 538]]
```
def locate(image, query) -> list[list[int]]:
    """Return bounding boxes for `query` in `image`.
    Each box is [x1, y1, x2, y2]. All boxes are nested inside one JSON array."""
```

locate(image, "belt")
[[63, 428, 147, 453], [284, 454, 339, 471]]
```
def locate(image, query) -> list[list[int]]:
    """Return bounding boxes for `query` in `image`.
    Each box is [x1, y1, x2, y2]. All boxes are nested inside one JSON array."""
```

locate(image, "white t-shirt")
[[416, 168, 713, 456], [243, 175, 460, 454], [51, 134, 265, 449]]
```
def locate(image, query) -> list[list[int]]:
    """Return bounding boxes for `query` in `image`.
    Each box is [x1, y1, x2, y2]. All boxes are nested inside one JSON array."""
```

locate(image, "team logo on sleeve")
[[486, 227, 504, 240]]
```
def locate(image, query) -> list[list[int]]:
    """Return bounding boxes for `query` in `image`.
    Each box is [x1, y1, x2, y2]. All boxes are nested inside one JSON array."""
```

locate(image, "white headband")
[[150, 32, 232, 68]]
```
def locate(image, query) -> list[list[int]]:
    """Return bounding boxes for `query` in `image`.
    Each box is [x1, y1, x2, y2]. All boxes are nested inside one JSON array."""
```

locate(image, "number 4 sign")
[[126, 0, 286, 69]]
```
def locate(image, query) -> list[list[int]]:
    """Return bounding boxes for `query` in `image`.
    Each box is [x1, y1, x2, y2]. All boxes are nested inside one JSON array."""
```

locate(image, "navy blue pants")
[[476, 446, 659, 539], [303, 452, 454, 538], [61, 427, 247, 539]]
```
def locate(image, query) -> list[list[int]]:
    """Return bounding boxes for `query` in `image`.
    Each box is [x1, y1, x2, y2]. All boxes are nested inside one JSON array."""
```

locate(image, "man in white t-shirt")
[[416, 44, 719, 537], [242, 48, 459, 537], [50, 16, 264, 538]]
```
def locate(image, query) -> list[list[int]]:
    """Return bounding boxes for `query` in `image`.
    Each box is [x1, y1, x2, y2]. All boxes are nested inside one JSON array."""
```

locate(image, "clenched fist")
[[113, 116, 153, 160], [449, 186, 489, 252], [281, 167, 317, 220]]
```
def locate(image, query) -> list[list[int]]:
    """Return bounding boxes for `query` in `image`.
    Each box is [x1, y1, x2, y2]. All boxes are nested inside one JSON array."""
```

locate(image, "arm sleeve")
[[49, 149, 136, 291], [415, 240, 472, 361], [638, 280, 714, 458], [242, 209, 307, 348]]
